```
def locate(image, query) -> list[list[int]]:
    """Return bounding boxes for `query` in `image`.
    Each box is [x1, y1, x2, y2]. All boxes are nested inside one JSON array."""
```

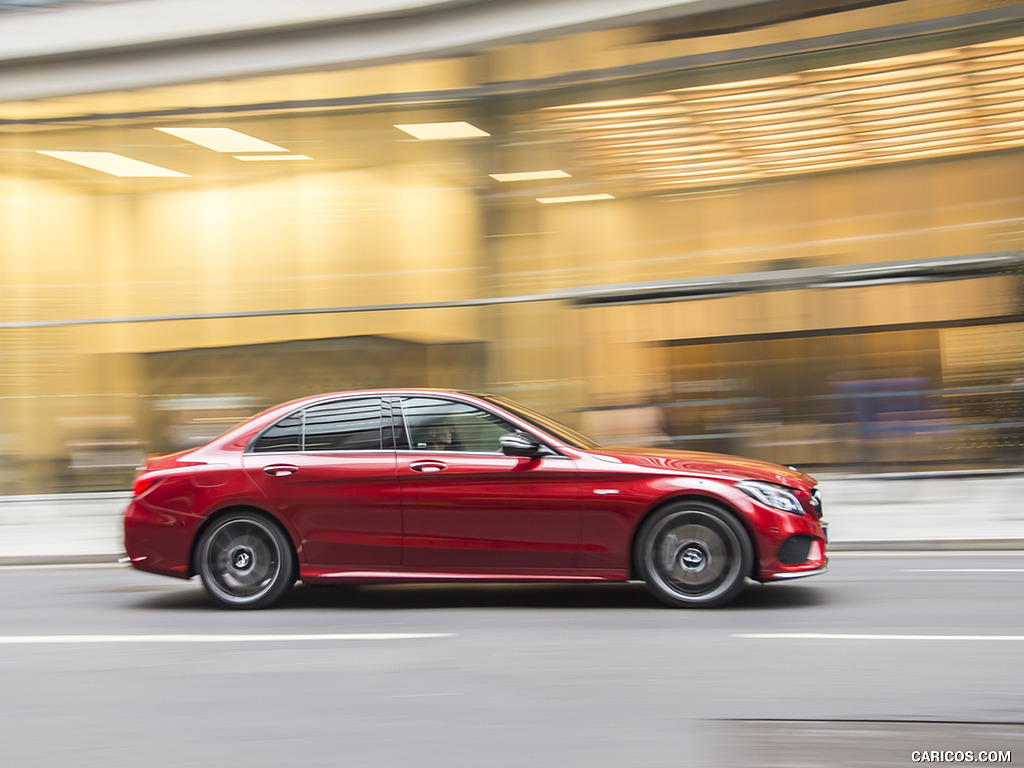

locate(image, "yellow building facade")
[[1, 0, 1022, 491]]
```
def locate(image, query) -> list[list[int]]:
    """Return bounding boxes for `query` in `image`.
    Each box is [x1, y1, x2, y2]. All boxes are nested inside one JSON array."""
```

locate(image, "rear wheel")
[[196, 512, 295, 609], [635, 501, 752, 608]]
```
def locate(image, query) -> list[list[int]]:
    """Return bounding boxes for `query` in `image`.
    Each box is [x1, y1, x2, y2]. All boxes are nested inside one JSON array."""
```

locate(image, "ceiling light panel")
[[37, 151, 189, 178], [156, 127, 287, 153], [537, 194, 614, 204], [395, 122, 489, 140], [489, 170, 571, 182]]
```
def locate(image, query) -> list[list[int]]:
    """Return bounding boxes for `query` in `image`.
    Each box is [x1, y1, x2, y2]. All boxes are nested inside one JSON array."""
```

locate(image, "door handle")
[[410, 461, 447, 473], [263, 464, 299, 477]]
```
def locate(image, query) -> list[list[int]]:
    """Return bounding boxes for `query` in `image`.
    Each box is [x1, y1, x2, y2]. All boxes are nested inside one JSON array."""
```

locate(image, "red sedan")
[[123, 390, 827, 609]]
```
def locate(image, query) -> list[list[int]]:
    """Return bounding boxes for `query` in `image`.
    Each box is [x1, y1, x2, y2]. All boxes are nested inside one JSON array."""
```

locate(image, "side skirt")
[[299, 565, 629, 585]]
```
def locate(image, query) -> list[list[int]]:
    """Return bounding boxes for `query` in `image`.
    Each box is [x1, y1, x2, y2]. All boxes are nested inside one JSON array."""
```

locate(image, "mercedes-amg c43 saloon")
[[124, 390, 827, 609]]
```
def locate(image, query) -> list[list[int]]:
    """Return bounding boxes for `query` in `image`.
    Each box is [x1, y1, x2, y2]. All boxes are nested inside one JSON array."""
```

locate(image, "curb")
[[0, 554, 125, 567]]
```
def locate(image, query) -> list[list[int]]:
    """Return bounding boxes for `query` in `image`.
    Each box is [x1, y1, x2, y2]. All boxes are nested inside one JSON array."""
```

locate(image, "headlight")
[[735, 480, 804, 514]]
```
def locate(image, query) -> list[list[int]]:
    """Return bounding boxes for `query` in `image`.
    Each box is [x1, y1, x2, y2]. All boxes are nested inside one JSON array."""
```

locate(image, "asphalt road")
[[2, 553, 1022, 767]]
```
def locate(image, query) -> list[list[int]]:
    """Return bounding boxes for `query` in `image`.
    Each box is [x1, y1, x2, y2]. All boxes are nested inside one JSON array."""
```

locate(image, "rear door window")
[[249, 397, 384, 452], [303, 398, 383, 451]]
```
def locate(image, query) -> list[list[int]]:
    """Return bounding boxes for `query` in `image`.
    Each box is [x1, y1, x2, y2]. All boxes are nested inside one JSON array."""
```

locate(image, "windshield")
[[480, 395, 602, 450]]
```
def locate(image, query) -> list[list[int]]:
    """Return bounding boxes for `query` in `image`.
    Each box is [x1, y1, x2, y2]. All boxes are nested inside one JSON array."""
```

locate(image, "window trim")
[[245, 393, 572, 458]]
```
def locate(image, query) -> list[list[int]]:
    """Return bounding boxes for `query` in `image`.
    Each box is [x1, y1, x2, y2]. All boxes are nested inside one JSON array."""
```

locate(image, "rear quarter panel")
[[125, 450, 302, 577]]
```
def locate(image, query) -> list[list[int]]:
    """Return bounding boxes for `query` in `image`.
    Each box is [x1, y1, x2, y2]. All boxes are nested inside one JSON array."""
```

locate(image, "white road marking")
[[901, 568, 1024, 573], [735, 633, 1024, 641], [0, 633, 454, 645]]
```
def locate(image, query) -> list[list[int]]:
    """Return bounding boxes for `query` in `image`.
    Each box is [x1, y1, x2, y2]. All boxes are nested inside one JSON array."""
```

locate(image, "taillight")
[[131, 476, 160, 496]]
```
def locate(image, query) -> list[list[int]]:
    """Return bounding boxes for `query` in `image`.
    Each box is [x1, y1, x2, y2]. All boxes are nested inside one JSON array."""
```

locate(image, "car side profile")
[[123, 390, 828, 609]]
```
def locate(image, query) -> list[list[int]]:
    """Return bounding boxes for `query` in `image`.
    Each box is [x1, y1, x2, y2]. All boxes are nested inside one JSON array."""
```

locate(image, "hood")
[[593, 446, 816, 490]]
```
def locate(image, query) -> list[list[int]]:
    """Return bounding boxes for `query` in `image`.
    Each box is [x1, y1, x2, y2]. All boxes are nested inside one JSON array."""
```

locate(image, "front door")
[[395, 396, 580, 571]]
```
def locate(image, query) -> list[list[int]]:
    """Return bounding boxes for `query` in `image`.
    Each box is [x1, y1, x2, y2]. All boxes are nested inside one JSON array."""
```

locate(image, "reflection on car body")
[[123, 390, 828, 609]]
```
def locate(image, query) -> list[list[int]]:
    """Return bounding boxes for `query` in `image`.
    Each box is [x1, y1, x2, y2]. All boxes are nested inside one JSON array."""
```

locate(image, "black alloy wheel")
[[635, 501, 752, 608], [196, 511, 295, 609]]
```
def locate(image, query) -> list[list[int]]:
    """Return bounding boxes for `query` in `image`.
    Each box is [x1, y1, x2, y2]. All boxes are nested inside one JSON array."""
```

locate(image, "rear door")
[[244, 396, 401, 567]]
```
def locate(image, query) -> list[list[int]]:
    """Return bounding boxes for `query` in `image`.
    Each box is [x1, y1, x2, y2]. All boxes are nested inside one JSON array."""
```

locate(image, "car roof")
[[281, 388, 485, 405]]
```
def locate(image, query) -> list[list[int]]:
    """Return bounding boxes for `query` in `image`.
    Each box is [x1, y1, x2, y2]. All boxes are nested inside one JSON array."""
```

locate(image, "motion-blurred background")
[[1, 0, 1022, 495]]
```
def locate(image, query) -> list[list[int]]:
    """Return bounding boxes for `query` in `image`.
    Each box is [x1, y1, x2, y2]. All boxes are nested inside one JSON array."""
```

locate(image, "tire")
[[635, 500, 752, 608], [196, 511, 295, 609]]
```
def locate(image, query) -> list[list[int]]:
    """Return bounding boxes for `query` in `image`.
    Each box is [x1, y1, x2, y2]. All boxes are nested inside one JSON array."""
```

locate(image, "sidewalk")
[[0, 492, 130, 565], [816, 470, 1024, 550], [1, 471, 1023, 565]]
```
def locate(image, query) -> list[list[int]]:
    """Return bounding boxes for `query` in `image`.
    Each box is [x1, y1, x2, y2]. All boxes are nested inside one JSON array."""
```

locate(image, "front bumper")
[[749, 503, 829, 582]]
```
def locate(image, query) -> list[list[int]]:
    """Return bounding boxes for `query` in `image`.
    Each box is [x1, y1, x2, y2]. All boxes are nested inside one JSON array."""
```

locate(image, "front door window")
[[400, 397, 521, 453]]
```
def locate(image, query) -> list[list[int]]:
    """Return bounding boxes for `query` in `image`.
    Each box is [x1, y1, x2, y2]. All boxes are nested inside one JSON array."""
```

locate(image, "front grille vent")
[[778, 535, 813, 565]]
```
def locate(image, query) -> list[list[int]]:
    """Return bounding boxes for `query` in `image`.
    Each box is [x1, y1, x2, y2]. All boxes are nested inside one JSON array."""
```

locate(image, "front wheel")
[[635, 501, 752, 608], [196, 512, 295, 609]]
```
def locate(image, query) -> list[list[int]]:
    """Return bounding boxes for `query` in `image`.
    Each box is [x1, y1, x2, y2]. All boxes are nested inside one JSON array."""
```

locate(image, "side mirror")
[[500, 432, 546, 458]]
